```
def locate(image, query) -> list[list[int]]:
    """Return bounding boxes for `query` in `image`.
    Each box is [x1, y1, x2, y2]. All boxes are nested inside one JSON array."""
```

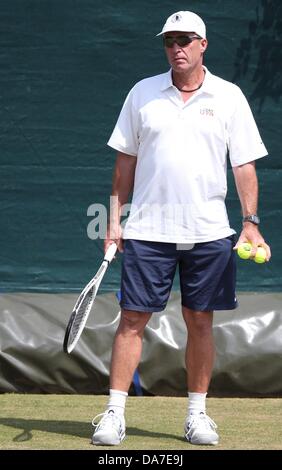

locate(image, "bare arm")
[[232, 162, 271, 260], [105, 151, 137, 252]]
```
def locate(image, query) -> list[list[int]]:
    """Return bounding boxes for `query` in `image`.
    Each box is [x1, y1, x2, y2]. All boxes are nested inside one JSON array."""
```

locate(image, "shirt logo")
[[200, 108, 214, 117]]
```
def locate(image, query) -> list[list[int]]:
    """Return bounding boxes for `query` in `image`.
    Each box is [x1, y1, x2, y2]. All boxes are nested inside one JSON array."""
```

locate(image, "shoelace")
[[186, 413, 217, 435], [92, 411, 121, 431]]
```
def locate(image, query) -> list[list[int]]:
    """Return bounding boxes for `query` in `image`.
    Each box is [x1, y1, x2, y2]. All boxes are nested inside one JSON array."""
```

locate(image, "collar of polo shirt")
[[160, 66, 216, 96]]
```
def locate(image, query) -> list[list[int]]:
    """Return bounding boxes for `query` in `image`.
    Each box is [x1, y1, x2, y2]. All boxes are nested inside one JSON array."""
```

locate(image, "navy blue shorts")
[[120, 238, 237, 313]]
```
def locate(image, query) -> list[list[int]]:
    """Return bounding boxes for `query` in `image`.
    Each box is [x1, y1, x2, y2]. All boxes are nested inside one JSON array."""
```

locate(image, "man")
[[91, 11, 271, 446]]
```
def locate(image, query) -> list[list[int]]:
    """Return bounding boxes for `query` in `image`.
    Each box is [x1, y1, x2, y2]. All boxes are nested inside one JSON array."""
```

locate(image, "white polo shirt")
[[107, 67, 268, 243]]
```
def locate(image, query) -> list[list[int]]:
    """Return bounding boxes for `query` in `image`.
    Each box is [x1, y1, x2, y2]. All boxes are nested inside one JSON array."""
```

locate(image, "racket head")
[[63, 243, 117, 354], [63, 263, 107, 353], [63, 310, 77, 353], [63, 282, 98, 353]]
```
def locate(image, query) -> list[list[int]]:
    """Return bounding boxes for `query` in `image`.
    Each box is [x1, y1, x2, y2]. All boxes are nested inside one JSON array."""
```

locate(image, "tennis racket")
[[63, 243, 118, 353]]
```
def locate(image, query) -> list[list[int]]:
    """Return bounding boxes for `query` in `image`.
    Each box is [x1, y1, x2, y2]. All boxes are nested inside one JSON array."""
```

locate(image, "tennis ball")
[[254, 247, 267, 264], [237, 242, 252, 260]]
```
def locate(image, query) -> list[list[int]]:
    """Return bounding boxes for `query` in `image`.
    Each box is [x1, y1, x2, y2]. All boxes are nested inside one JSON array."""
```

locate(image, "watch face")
[[252, 215, 260, 224], [244, 215, 260, 224]]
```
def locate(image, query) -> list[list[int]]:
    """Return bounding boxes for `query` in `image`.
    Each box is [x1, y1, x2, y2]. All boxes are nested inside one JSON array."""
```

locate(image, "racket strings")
[[64, 249, 116, 353], [69, 289, 95, 343]]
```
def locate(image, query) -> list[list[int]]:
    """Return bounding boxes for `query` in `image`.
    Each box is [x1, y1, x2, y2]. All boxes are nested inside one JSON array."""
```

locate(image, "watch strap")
[[243, 215, 260, 225]]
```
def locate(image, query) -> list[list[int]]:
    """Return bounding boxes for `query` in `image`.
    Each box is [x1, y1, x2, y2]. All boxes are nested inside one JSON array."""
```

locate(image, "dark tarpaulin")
[[0, 292, 281, 396]]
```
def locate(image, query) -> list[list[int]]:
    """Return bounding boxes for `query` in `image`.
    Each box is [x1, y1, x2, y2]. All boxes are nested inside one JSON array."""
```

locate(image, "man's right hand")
[[105, 224, 123, 254]]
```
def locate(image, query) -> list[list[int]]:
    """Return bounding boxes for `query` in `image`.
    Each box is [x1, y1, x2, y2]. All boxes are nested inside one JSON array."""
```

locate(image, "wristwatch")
[[243, 215, 260, 225]]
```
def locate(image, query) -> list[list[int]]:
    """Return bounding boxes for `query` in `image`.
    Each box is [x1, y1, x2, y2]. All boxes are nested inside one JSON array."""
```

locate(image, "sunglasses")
[[163, 35, 202, 48]]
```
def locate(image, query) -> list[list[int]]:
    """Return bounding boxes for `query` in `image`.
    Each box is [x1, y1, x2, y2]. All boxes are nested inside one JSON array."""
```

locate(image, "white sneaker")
[[91, 410, 126, 446], [184, 412, 219, 445]]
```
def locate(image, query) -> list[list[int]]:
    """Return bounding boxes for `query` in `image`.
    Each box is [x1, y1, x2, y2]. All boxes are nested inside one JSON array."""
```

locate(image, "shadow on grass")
[[0, 418, 184, 444], [127, 427, 184, 443]]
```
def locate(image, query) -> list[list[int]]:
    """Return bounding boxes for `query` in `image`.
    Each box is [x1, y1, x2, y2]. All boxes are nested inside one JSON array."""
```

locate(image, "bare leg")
[[110, 309, 152, 391], [182, 307, 215, 392]]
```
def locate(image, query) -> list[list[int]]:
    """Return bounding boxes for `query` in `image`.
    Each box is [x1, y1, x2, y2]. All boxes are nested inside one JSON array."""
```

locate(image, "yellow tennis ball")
[[254, 247, 267, 264], [237, 242, 252, 260]]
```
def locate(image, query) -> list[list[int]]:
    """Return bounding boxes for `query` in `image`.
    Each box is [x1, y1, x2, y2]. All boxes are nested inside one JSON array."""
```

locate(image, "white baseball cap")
[[156, 11, 206, 38]]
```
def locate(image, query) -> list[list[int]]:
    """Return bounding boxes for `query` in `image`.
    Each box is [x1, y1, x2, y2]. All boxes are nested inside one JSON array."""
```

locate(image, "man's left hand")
[[234, 223, 271, 261]]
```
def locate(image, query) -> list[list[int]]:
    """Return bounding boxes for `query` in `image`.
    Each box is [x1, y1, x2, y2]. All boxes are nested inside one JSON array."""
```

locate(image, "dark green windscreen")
[[0, 0, 281, 292]]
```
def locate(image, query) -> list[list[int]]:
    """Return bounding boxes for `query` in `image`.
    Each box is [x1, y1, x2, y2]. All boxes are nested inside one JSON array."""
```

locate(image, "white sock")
[[188, 392, 207, 416], [107, 389, 128, 416]]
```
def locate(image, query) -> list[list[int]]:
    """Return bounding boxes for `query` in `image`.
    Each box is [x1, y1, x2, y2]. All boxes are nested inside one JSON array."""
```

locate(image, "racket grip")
[[104, 243, 118, 263]]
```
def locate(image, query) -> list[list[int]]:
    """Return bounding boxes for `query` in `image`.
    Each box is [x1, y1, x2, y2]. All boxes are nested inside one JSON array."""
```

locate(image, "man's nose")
[[171, 41, 182, 51]]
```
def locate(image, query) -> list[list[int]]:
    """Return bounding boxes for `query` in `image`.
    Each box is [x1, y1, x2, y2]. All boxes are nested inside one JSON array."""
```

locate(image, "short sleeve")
[[228, 87, 268, 167], [107, 87, 139, 156]]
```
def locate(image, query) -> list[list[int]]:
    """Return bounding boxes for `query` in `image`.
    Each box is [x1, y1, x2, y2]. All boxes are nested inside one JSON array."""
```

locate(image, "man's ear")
[[200, 38, 208, 53]]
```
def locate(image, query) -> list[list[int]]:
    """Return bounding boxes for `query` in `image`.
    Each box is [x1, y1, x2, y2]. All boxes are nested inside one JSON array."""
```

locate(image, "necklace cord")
[[175, 69, 206, 93], [176, 82, 203, 93]]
